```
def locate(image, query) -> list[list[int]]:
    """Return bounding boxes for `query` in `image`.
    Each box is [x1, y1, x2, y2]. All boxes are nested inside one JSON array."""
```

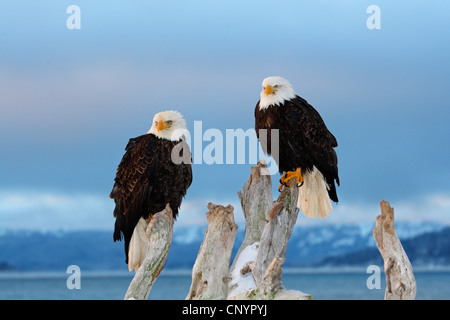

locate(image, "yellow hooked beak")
[[157, 120, 166, 132], [265, 85, 275, 96]]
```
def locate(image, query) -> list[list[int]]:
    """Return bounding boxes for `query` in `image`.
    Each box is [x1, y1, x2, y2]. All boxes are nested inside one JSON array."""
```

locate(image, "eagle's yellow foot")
[[278, 172, 289, 192], [279, 168, 304, 192]]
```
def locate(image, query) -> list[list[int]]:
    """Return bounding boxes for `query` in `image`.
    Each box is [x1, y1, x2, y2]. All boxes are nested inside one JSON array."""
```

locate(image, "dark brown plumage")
[[110, 133, 192, 264], [255, 95, 339, 202]]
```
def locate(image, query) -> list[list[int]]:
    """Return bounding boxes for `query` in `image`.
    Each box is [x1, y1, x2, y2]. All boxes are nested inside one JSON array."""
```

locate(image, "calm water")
[[0, 270, 449, 300]]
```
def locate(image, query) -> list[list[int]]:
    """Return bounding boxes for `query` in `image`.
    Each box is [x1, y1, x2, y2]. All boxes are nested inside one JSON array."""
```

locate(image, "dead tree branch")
[[373, 200, 416, 300]]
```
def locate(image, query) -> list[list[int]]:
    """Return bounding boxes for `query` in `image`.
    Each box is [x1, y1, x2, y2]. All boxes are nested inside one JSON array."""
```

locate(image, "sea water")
[[0, 270, 449, 300]]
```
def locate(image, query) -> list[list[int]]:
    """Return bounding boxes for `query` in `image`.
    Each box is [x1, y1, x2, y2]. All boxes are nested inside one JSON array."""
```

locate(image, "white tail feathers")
[[297, 166, 333, 219], [128, 218, 150, 272]]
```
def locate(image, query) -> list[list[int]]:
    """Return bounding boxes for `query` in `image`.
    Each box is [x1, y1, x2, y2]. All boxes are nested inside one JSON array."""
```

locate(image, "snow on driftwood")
[[373, 200, 416, 300], [228, 242, 259, 297]]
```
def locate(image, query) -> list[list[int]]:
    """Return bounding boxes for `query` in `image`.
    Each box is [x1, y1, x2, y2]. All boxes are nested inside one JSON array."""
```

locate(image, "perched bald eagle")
[[255, 76, 339, 219], [110, 110, 192, 271]]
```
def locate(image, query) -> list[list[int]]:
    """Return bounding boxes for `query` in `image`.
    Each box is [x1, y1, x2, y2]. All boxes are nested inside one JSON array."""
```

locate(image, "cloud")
[[0, 190, 113, 231], [0, 59, 260, 143], [1, 189, 449, 232], [321, 194, 450, 226], [0, 189, 243, 231], [0, 62, 143, 132]]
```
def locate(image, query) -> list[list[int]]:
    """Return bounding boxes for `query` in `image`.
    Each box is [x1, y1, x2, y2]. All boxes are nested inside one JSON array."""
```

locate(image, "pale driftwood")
[[233, 160, 273, 266], [186, 203, 238, 300], [252, 182, 299, 285], [126, 161, 311, 300], [227, 161, 312, 300], [373, 200, 416, 300], [124, 204, 174, 300]]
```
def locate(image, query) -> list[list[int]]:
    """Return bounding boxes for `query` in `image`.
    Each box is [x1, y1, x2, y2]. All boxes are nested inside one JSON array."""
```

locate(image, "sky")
[[0, 1, 449, 231]]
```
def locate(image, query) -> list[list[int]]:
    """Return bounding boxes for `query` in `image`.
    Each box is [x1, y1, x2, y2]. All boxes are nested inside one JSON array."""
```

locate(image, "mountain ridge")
[[0, 221, 447, 272]]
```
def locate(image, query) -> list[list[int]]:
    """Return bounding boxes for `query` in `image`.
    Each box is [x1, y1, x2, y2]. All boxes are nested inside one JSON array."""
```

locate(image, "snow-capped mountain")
[[0, 221, 446, 272]]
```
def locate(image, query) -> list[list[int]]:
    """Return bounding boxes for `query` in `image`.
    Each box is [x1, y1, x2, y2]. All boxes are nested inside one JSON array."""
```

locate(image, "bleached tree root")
[[373, 200, 416, 300], [124, 204, 174, 300], [186, 203, 238, 300]]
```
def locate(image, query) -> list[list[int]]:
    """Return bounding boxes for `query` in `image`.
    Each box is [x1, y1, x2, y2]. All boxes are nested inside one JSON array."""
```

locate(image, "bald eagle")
[[255, 76, 339, 219], [110, 110, 192, 271]]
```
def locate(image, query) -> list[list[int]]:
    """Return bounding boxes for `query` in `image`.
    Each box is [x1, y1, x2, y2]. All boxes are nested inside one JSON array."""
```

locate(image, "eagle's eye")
[[166, 120, 173, 126]]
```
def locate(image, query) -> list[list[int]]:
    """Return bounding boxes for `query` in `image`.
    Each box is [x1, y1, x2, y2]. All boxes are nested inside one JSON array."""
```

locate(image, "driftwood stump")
[[185, 161, 311, 300], [227, 161, 312, 300], [186, 203, 238, 300], [373, 200, 416, 300], [124, 204, 174, 300]]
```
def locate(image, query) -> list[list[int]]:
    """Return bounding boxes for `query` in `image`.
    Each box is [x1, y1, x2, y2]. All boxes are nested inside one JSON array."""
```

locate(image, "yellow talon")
[[278, 172, 288, 192], [279, 168, 304, 192]]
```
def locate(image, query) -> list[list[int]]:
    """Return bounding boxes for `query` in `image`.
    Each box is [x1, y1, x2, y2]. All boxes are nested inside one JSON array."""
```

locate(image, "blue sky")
[[0, 1, 449, 230]]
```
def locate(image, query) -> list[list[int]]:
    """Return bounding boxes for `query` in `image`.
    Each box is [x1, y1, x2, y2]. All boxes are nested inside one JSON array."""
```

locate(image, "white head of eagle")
[[259, 76, 296, 110], [148, 110, 189, 141]]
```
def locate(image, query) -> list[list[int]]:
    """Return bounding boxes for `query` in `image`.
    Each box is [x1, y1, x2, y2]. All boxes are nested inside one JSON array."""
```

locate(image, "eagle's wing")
[[110, 134, 158, 261], [182, 145, 193, 194], [285, 96, 340, 200]]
